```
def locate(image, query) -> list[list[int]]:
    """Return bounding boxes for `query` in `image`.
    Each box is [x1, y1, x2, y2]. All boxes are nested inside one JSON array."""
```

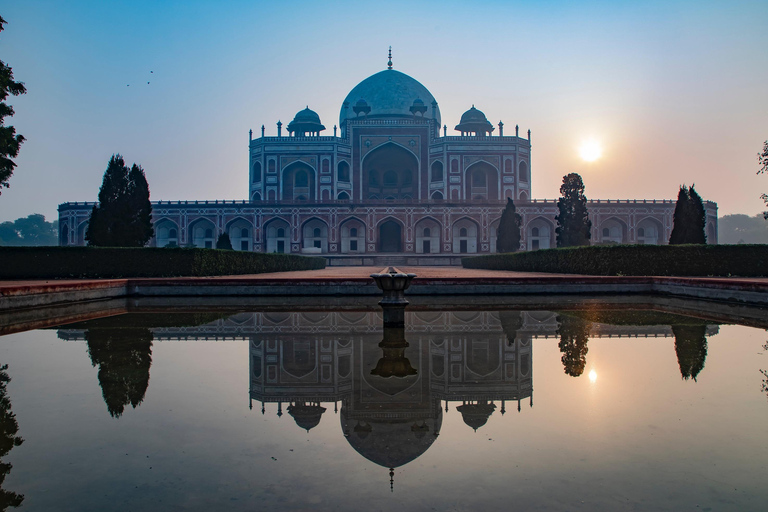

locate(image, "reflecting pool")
[[0, 299, 766, 511]]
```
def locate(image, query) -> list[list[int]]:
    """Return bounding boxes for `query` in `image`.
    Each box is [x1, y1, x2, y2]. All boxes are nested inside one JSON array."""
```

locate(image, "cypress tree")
[[496, 197, 522, 253], [216, 232, 233, 250], [86, 155, 129, 247], [86, 155, 153, 247], [688, 185, 707, 244], [669, 184, 706, 245], [125, 164, 154, 246], [555, 173, 591, 247]]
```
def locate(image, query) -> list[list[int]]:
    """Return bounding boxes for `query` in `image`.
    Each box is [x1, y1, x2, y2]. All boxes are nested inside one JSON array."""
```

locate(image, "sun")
[[579, 139, 603, 162]]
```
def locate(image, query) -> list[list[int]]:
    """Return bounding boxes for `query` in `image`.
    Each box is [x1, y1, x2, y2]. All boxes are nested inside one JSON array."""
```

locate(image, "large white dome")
[[340, 69, 441, 127]]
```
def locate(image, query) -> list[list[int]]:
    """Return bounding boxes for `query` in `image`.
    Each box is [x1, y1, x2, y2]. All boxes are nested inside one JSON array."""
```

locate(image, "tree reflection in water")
[[0, 365, 24, 510], [672, 325, 708, 381], [556, 314, 591, 377], [85, 328, 153, 418], [499, 311, 523, 346]]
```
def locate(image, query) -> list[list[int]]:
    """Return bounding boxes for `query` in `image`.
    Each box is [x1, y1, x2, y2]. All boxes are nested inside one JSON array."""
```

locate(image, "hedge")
[[462, 244, 768, 277], [0, 247, 326, 279]]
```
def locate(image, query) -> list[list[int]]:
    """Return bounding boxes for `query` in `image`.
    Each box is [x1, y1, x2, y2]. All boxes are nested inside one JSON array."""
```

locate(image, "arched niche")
[[227, 217, 254, 251], [302, 218, 328, 253], [527, 217, 554, 250], [518, 161, 529, 182], [415, 217, 441, 254], [636, 217, 663, 245], [599, 217, 626, 244], [452, 218, 479, 253], [363, 143, 418, 200], [189, 218, 216, 248], [155, 219, 180, 247], [337, 161, 350, 182], [489, 218, 501, 253], [377, 218, 403, 253], [265, 218, 290, 253], [431, 161, 444, 182], [464, 162, 498, 201], [282, 161, 315, 201], [340, 217, 366, 253], [252, 162, 262, 183]]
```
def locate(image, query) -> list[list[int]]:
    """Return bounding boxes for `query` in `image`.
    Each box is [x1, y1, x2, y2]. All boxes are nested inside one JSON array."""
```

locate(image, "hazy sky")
[[1, 0, 767, 222]]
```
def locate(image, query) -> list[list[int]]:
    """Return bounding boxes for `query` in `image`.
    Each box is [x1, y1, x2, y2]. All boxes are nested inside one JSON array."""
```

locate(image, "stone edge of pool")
[[1, 270, 767, 311]]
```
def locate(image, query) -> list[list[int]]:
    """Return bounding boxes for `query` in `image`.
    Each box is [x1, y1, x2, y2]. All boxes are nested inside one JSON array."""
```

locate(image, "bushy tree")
[[0, 214, 58, 246], [0, 365, 24, 509], [216, 232, 233, 250], [86, 155, 153, 247], [496, 198, 522, 253], [0, 16, 27, 195], [669, 184, 706, 244], [555, 173, 591, 247], [759, 140, 767, 219]]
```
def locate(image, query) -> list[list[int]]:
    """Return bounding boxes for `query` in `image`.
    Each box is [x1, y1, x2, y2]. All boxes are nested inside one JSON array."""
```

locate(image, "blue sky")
[[2, 0, 767, 221]]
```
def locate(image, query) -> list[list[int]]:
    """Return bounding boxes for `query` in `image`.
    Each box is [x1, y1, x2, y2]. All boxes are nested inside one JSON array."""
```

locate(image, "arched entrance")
[[378, 220, 402, 252]]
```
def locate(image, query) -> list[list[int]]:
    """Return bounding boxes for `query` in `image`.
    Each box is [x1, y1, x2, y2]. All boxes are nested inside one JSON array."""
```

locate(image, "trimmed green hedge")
[[0, 247, 326, 279], [462, 244, 768, 277]]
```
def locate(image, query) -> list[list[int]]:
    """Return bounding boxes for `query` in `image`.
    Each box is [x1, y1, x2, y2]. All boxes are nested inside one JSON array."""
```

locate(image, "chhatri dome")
[[339, 53, 441, 128], [287, 106, 325, 136], [455, 105, 494, 136]]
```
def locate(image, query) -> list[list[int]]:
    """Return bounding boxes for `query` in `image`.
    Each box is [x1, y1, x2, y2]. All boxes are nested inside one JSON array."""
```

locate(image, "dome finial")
[[387, 46, 393, 70]]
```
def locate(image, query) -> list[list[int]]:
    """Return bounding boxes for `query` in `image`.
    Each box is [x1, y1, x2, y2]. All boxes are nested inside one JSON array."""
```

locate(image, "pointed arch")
[[415, 216, 442, 254], [282, 161, 316, 201], [361, 142, 419, 201], [526, 216, 554, 251], [264, 217, 290, 253], [599, 217, 627, 245], [154, 217, 180, 247], [301, 217, 328, 253], [464, 161, 499, 201], [635, 216, 663, 245], [340, 216, 366, 253], [452, 217, 479, 254], [376, 216, 404, 253], [189, 218, 216, 248], [226, 216, 254, 251]]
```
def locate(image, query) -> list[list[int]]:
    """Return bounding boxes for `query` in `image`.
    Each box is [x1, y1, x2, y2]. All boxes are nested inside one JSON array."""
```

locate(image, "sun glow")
[[588, 369, 597, 382], [579, 139, 603, 162]]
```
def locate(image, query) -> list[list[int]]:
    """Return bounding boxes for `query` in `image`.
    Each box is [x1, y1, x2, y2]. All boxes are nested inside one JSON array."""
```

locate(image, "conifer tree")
[[555, 173, 591, 247], [688, 185, 707, 244], [216, 232, 233, 250], [86, 155, 153, 247], [125, 164, 154, 246], [496, 198, 522, 253], [0, 16, 27, 195], [669, 184, 706, 244]]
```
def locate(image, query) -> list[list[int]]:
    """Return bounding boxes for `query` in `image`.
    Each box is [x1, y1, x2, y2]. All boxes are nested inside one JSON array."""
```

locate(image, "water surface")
[[0, 301, 766, 511]]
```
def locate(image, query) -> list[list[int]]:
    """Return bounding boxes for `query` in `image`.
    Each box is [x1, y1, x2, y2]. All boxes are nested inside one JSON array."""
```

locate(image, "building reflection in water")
[[249, 308, 534, 489], [55, 308, 720, 486]]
